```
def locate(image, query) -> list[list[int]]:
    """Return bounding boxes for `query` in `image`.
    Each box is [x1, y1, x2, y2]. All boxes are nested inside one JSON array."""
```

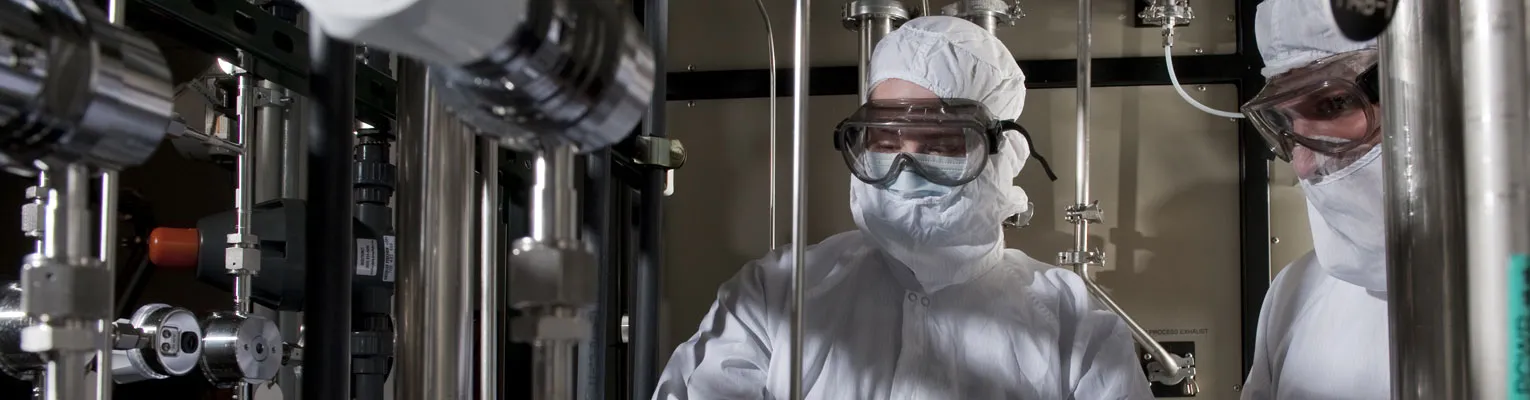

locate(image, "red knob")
[[149, 228, 200, 268]]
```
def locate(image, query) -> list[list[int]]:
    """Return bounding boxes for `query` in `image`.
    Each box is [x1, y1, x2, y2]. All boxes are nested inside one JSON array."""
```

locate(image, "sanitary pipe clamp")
[[842, 0, 912, 29]]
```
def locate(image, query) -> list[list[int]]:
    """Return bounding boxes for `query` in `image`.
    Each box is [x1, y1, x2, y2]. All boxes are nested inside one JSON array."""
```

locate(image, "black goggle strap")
[[995, 120, 1058, 181], [1356, 64, 1380, 103]]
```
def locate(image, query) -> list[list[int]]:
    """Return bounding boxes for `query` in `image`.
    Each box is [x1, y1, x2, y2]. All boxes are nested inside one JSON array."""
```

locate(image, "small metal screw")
[[160, 343, 172, 353], [1196, 85, 1207, 92], [686, 65, 697, 72], [687, 101, 696, 107], [1233, 384, 1243, 392], [1117, 14, 1127, 20], [1194, 47, 1205, 54], [162, 330, 174, 339], [1271, 237, 1281, 244], [1226, 15, 1235, 22]]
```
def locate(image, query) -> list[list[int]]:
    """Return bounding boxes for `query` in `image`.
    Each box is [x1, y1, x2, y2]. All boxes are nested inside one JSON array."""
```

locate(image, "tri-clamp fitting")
[[939, 0, 1025, 32]]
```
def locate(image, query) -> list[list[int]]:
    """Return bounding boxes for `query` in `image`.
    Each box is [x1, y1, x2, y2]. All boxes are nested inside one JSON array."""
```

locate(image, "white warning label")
[[382, 235, 397, 282]]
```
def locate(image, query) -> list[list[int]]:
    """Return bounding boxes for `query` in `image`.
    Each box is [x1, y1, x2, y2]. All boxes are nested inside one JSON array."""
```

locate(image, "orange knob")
[[149, 228, 200, 268]]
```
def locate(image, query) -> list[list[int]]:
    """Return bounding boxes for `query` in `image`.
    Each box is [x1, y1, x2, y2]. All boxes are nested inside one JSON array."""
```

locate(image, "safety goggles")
[[832, 98, 1056, 187], [1242, 49, 1381, 180]]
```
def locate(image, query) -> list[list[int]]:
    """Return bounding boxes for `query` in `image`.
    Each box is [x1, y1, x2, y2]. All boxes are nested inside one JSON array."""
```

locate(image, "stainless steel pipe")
[[856, 16, 894, 104], [788, 0, 811, 398], [478, 137, 502, 400], [531, 145, 580, 244], [394, 61, 476, 400], [1460, 0, 1530, 395], [1379, 0, 1469, 397], [255, 81, 287, 201]]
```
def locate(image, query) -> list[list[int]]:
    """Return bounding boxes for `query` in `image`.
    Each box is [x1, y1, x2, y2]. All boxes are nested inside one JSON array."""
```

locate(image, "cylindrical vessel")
[[1461, 0, 1530, 396], [394, 61, 476, 400], [255, 81, 287, 202], [1379, 0, 1470, 397]]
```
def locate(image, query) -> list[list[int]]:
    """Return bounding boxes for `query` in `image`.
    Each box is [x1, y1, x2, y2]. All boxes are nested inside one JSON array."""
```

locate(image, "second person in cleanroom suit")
[[1239, 0, 1391, 397], [652, 16, 1154, 399]]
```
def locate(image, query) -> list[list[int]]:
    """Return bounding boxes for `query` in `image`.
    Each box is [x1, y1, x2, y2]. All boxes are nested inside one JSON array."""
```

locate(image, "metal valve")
[[111, 304, 204, 383], [198, 313, 283, 387]]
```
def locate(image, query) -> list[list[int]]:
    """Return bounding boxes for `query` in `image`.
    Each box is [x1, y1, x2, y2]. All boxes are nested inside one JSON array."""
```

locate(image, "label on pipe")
[[356, 238, 379, 276], [1512, 253, 1530, 399], [383, 235, 397, 282]]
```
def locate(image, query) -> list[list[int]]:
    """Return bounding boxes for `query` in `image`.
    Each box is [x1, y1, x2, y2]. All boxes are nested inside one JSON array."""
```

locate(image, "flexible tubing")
[[1165, 45, 1245, 119]]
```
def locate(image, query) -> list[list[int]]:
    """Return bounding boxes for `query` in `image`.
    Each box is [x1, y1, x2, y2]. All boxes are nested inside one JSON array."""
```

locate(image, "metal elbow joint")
[[0, 0, 174, 172]]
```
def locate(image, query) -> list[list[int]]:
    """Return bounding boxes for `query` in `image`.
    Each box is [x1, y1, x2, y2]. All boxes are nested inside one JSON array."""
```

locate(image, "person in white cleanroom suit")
[[652, 16, 1153, 400], [1239, 0, 1390, 398]]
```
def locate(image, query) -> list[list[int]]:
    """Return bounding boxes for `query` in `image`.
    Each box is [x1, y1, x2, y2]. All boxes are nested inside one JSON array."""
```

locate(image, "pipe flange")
[[0, 283, 43, 380], [198, 313, 282, 387], [842, 0, 912, 29], [113, 304, 202, 383], [940, 0, 1023, 27]]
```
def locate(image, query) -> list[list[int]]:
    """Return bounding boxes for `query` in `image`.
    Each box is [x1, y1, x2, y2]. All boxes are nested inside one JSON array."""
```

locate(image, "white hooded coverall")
[[1241, 0, 1391, 398], [653, 17, 1154, 400]]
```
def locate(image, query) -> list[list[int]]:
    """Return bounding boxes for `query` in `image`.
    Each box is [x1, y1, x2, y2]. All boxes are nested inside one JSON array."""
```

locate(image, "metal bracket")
[[252, 86, 290, 109], [1064, 200, 1105, 225], [1136, 0, 1195, 27], [626, 136, 687, 170], [1057, 249, 1106, 267]]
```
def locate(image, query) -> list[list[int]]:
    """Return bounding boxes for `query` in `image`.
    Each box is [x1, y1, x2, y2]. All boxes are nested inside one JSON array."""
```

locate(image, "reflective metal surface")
[[1460, 0, 1530, 395], [0, 1, 173, 171], [0, 283, 43, 379], [394, 60, 475, 400], [112, 304, 204, 383], [1379, 0, 1469, 397], [433, 0, 655, 153], [198, 313, 282, 387]]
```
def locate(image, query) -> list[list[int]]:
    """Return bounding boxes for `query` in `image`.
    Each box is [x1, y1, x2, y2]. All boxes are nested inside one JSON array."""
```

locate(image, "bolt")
[[686, 65, 697, 72], [1194, 47, 1205, 54], [162, 330, 173, 339], [1226, 15, 1235, 22], [687, 101, 696, 107], [1233, 384, 1243, 392], [1271, 237, 1281, 244], [1196, 85, 1207, 92], [160, 343, 172, 353]]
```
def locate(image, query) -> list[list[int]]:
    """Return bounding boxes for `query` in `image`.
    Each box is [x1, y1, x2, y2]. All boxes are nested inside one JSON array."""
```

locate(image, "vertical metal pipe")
[[478, 137, 501, 400], [281, 93, 308, 199], [534, 307, 580, 400], [855, 16, 894, 105], [394, 61, 475, 400], [586, 149, 614, 399], [1074, 0, 1091, 251], [788, 0, 811, 398], [633, 0, 668, 397], [531, 146, 579, 243], [971, 14, 998, 33], [232, 52, 260, 321], [301, 24, 355, 400], [256, 81, 286, 201], [1460, 0, 1530, 396], [751, 0, 778, 249], [38, 164, 92, 400], [98, 4, 124, 398], [1380, 0, 1469, 397]]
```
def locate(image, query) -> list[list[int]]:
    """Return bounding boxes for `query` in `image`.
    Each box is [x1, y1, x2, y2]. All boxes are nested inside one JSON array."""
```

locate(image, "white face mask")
[[1299, 146, 1386, 292], [849, 167, 1030, 293]]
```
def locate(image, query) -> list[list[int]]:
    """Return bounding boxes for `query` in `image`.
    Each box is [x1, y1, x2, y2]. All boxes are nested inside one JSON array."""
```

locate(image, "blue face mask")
[[867, 153, 969, 198]]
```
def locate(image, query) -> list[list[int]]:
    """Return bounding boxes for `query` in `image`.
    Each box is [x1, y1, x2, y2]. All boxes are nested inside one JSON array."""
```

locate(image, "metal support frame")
[[300, 23, 356, 400]]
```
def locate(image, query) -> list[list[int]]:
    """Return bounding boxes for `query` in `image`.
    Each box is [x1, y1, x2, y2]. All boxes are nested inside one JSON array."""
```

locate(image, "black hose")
[[301, 23, 356, 400]]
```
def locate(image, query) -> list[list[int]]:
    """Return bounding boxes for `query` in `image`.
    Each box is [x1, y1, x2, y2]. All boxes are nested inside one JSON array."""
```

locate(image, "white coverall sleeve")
[[1068, 312, 1156, 400], [1050, 271, 1156, 400], [652, 257, 782, 400]]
